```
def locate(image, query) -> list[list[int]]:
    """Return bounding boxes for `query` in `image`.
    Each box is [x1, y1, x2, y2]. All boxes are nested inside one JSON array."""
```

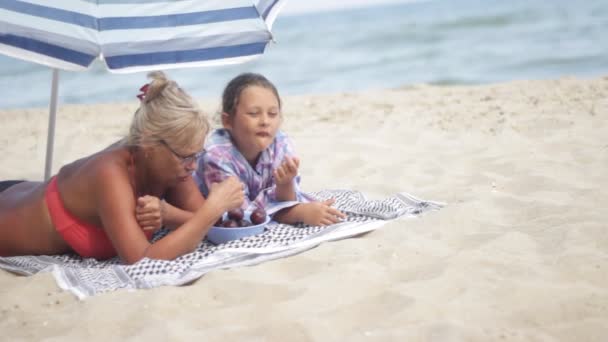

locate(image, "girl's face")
[[223, 85, 281, 164]]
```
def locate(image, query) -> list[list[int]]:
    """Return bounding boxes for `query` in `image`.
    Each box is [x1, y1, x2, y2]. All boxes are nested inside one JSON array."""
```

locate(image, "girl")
[[0, 72, 244, 263], [194, 73, 345, 226]]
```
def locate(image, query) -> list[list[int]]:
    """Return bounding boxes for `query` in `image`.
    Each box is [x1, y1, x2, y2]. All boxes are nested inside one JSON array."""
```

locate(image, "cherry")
[[227, 208, 244, 221], [250, 208, 267, 225], [222, 219, 239, 228]]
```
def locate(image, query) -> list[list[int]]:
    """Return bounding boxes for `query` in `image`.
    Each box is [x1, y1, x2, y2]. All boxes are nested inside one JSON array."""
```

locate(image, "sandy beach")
[[1, 76, 607, 341]]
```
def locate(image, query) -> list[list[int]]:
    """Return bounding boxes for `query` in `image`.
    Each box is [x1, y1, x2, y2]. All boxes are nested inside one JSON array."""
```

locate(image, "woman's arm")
[[165, 177, 205, 211], [95, 166, 243, 264], [202, 158, 252, 210], [136, 197, 198, 231], [133, 178, 204, 231], [162, 177, 205, 228]]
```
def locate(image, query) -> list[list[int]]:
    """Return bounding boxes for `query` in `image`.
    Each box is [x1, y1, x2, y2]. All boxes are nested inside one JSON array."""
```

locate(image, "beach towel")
[[0, 190, 443, 299]]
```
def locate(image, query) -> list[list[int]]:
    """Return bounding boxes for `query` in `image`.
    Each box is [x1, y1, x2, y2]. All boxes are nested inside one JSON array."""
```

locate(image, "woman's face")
[[223, 85, 281, 164], [155, 137, 204, 184]]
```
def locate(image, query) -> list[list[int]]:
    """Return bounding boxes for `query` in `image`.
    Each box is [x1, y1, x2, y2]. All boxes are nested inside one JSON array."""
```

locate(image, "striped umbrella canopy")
[[0, 0, 287, 179]]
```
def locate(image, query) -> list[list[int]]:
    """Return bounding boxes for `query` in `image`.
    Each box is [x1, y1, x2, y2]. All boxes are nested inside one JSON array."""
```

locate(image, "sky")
[[281, 0, 418, 15]]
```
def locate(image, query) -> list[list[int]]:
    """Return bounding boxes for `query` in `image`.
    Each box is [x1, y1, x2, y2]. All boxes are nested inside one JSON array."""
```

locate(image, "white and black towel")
[[0, 190, 443, 299]]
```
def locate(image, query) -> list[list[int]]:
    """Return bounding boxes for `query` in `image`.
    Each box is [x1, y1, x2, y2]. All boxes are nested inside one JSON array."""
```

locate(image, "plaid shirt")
[[194, 129, 314, 214]]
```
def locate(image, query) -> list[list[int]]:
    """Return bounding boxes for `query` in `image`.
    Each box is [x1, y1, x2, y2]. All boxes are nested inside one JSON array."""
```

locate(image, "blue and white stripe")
[[0, 0, 286, 73]]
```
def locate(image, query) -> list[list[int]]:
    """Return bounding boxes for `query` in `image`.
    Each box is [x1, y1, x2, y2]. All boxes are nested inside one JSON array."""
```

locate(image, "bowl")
[[206, 210, 270, 244]]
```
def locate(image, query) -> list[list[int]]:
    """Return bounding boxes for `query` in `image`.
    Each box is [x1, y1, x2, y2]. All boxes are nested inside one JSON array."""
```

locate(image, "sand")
[[1, 76, 607, 341]]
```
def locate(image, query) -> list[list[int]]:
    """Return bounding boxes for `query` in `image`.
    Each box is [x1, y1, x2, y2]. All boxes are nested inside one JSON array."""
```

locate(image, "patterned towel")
[[0, 190, 443, 299]]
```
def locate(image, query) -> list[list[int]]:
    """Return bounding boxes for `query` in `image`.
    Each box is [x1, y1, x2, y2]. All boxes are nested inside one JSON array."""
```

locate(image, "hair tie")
[[136, 83, 150, 101]]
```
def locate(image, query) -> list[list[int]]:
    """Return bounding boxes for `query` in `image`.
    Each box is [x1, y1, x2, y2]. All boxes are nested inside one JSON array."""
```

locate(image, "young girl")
[[194, 73, 345, 226]]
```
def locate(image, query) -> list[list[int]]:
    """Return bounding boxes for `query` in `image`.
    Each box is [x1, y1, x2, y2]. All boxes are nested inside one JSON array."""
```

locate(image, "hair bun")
[[144, 71, 173, 103]]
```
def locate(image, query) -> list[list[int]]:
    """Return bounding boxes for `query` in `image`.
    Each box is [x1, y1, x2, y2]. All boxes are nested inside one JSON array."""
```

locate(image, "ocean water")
[[0, 0, 606, 109]]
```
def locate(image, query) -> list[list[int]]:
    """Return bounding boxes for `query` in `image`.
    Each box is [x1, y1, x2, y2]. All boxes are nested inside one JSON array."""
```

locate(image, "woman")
[[0, 71, 244, 264]]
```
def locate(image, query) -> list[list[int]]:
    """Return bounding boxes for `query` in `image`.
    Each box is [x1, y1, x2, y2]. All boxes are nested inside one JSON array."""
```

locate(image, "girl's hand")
[[136, 195, 165, 232], [207, 176, 245, 212], [273, 156, 300, 186], [300, 199, 346, 226]]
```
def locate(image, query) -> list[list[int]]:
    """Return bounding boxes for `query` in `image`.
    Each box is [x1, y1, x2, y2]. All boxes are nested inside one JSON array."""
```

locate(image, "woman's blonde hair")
[[125, 71, 208, 151]]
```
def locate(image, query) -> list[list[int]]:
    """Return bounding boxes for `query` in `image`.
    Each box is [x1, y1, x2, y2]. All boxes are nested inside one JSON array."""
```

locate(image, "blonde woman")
[[0, 72, 244, 264]]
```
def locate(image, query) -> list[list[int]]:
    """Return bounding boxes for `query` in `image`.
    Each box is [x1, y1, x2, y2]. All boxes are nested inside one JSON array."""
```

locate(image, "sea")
[[0, 0, 606, 109]]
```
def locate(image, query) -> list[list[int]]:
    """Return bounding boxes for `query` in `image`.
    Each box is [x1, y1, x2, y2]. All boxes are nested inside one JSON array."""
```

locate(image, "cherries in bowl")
[[207, 208, 270, 244]]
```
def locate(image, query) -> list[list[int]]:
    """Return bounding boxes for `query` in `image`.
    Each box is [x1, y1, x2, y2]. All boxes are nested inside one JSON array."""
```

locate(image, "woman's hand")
[[273, 156, 300, 186], [207, 176, 245, 212], [135, 195, 165, 232], [300, 199, 346, 226]]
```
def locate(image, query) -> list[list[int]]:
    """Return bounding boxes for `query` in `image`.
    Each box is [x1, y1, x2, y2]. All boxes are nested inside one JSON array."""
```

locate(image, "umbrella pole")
[[44, 69, 60, 181]]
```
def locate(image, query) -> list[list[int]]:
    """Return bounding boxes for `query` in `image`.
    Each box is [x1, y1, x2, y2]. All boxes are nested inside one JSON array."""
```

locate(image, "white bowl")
[[206, 210, 270, 244]]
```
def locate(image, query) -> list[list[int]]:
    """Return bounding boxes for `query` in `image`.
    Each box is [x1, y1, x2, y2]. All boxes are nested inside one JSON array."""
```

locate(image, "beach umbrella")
[[0, 0, 287, 180]]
